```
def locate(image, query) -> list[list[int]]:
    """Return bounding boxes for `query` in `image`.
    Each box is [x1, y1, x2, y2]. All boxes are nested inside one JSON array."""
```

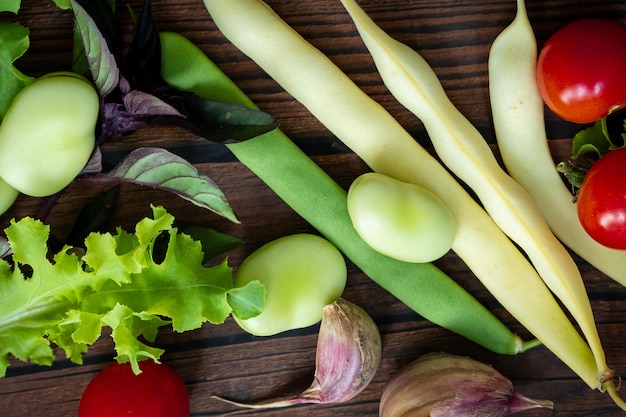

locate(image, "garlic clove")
[[211, 297, 382, 409], [379, 352, 553, 417], [300, 297, 382, 403]]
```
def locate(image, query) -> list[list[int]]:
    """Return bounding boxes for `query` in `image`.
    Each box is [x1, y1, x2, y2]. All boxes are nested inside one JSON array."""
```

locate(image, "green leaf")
[[0, 22, 34, 119], [0, 206, 264, 376], [177, 224, 242, 262], [47, 310, 99, 363], [571, 118, 613, 159], [101, 303, 167, 373], [102, 147, 239, 223], [0, 0, 20, 13], [52, 0, 71, 9], [82, 232, 237, 331], [227, 280, 266, 320], [0, 218, 92, 376]]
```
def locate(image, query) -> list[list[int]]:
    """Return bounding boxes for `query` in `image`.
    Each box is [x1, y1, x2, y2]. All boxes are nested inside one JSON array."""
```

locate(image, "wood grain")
[[2, 0, 626, 416]]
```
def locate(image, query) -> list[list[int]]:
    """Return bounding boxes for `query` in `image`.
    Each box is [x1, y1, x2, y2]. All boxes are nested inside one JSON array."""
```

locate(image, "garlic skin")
[[379, 352, 553, 417], [211, 297, 382, 408]]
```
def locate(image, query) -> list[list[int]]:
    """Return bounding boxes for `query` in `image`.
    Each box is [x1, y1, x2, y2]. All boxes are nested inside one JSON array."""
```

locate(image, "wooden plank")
[[2, 1, 626, 415]]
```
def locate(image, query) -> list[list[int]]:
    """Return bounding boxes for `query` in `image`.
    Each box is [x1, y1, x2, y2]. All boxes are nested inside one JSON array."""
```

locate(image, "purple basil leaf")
[[0, 237, 11, 259], [102, 147, 239, 223], [99, 89, 183, 139], [100, 102, 148, 140], [123, 90, 183, 118], [124, 0, 163, 90], [80, 147, 103, 175], [70, 0, 119, 97], [123, 0, 278, 142], [162, 89, 278, 142], [65, 185, 120, 246]]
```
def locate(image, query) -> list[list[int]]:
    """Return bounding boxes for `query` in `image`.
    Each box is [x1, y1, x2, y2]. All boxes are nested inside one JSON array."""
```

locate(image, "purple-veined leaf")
[[123, 0, 162, 90], [165, 91, 279, 142], [101, 148, 239, 223], [0, 236, 10, 259], [70, 0, 119, 97], [123, 90, 183, 118], [81, 147, 103, 175]]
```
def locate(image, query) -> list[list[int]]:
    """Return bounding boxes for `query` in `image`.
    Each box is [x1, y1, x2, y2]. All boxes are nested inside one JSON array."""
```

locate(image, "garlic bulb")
[[212, 297, 382, 408], [380, 352, 553, 417]]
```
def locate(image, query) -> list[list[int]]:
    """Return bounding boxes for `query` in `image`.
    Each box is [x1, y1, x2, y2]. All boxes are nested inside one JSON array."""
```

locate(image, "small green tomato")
[[347, 172, 456, 263], [0, 177, 19, 216], [0, 72, 99, 197], [234, 233, 347, 336]]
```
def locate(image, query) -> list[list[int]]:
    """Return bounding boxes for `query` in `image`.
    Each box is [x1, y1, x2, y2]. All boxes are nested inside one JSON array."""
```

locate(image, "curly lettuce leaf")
[[52, 0, 72, 9], [0, 0, 20, 13], [0, 206, 265, 376]]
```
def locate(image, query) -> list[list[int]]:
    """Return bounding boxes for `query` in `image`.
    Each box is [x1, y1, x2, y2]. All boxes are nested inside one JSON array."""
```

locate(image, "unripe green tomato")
[[0, 177, 19, 215], [234, 234, 347, 336], [0, 72, 99, 197], [347, 172, 456, 263]]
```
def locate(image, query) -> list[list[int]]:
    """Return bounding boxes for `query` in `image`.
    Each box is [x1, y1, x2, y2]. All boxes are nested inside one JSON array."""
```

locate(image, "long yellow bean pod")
[[488, 0, 626, 287], [203, 0, 600, 389], [339, 0, 613, 388]]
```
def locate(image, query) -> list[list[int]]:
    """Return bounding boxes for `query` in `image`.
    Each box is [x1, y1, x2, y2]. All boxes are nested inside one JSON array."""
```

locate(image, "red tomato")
[[577, 148, 626, 249], [78, 360, 190, 417], [536, 18, 626, 124]]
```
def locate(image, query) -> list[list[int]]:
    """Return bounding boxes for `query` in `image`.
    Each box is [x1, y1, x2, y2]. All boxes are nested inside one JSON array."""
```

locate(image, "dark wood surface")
[[3, 0, 626, 415]]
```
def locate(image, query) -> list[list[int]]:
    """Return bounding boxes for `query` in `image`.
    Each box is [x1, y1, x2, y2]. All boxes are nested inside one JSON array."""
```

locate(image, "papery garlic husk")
[[211, 297, 382, 409], [379, 352, 553, 417]]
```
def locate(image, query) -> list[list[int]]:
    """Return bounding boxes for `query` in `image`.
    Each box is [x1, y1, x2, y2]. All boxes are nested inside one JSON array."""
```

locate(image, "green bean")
[[159, 30, 531, 355]]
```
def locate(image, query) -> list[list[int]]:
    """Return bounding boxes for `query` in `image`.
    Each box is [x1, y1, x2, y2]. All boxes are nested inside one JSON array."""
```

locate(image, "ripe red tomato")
[[78, 360, 190, 417], [536, 18, 626, 124], [577, 148, 626, 249]]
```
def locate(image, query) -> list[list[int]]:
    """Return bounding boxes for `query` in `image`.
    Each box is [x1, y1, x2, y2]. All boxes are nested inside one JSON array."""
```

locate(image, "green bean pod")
[[159, 30, 527, 355]]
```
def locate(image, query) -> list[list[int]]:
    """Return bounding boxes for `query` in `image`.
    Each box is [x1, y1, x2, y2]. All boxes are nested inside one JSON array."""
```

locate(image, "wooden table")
[[2, 0, 626, 415]]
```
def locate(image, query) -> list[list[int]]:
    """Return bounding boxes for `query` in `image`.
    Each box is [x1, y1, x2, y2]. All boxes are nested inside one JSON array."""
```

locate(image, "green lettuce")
[[0, 205, 265, 376], [0, 22, 34, 119], [0, 0, 20, 13]]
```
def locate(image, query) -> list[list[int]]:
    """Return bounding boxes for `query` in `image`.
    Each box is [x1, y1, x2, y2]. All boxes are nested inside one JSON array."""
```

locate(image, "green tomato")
[[0, 72, 99, 197], [347, 172, 456, 263], [234, 234, 347, 336], [0, 177, 19, 216]]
